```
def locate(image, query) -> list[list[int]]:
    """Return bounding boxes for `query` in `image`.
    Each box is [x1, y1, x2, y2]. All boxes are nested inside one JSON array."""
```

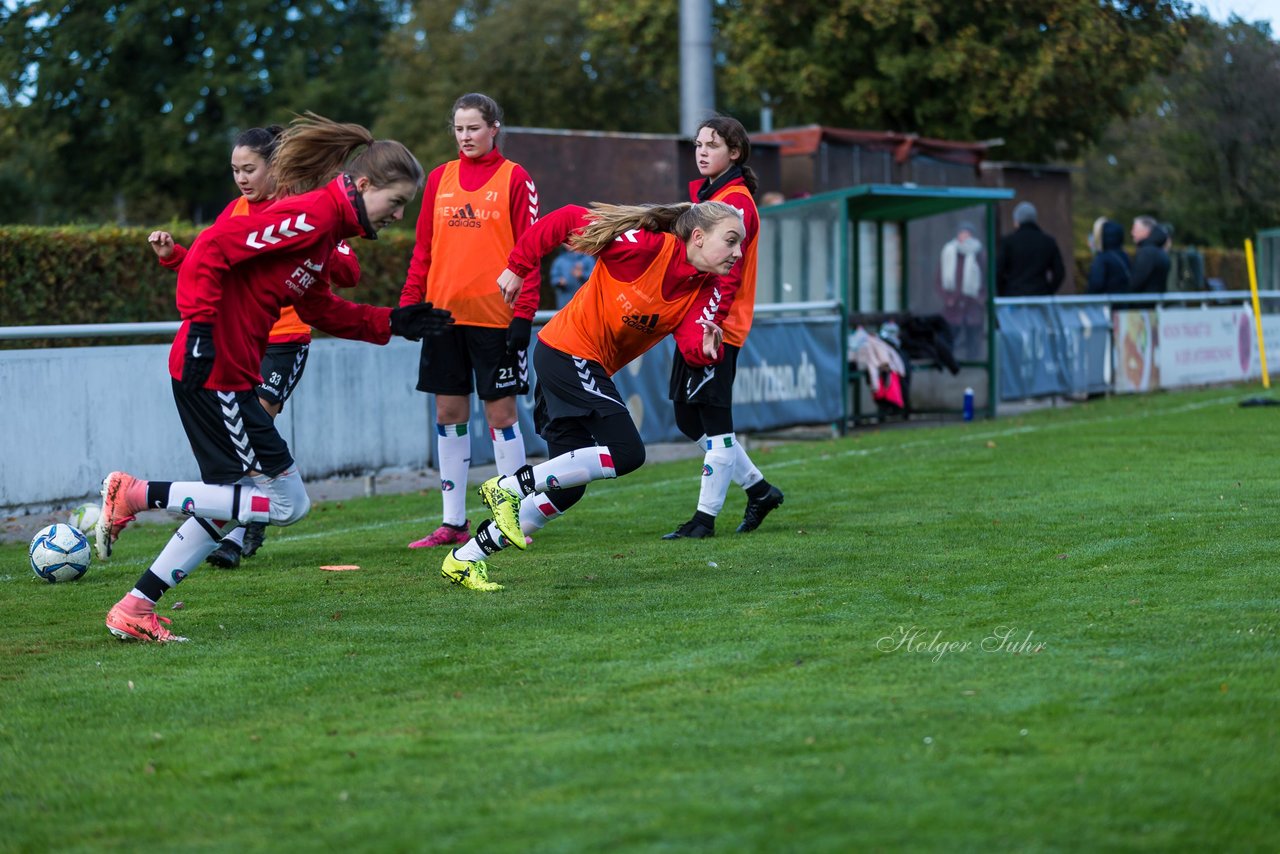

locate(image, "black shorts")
[[668, 344, 741, 408], [416, 324, 528, 400], [172, 380, 294, 484], [531, 343, 628, 440], [256, 343, 310, 407]]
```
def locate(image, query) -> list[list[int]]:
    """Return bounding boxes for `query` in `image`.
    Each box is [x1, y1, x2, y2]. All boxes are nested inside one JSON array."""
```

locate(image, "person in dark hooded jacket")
[[1087, 219, 1131, 294], [1129, 215, 1170, 294], [996, 201, 1064, 297]]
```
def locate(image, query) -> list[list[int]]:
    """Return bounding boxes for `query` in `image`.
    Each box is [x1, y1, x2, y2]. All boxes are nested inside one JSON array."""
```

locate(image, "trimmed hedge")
[[0, 225, 418, 348]]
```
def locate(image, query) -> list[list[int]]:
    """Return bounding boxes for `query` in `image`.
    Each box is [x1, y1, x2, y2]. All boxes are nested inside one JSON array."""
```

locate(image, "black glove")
[[181, 322, 216, 391], [506, 316, 532, 353], [390, 302, 454, 341]]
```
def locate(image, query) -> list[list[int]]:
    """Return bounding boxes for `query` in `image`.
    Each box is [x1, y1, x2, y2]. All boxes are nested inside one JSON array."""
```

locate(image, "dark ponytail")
[[234, 125, 285, 163], [697, 115, 758, 196]]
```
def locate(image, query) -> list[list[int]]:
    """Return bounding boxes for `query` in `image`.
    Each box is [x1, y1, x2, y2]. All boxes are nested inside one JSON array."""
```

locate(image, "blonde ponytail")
[[569, 201, 741, 255]]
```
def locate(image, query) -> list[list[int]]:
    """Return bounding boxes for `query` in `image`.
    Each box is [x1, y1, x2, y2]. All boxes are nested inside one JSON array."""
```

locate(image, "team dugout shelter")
[[757, 184, 1015, 423]]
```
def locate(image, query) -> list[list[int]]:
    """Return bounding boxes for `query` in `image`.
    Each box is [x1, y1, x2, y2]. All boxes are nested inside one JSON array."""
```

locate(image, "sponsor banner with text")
[[1155, 306, 1253, 388]]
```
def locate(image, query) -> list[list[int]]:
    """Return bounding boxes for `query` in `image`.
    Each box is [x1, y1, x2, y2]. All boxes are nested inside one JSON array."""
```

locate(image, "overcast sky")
[[1201, 0, 1280, 31]]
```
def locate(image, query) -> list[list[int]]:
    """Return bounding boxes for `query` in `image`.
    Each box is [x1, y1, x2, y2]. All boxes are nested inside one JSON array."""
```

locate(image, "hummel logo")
[[246, 214, 314, 249], [622, 313, 660, 333]]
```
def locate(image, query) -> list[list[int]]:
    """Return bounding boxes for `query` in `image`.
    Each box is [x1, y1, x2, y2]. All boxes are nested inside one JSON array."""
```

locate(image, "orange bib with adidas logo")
[[539, 234, 700, 376], [425, 159, 518, 328], [711, 183, 758, 347]]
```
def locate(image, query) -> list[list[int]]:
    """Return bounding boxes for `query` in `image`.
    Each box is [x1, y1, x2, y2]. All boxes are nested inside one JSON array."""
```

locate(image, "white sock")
[[696, 433, 737, 517], [521, 492, 563, 536], [730, 436, 764, 490], [499, 447, 616, 495], [490, 423, 527, 477], [455, 494, 559, 565], [131, 516, 228, 599], [437, 423, 471, 526], [453, 537, 488, 562], [154, 481, 271, 525], [222, 526, 246, 547], [452, 515, 526, 561]]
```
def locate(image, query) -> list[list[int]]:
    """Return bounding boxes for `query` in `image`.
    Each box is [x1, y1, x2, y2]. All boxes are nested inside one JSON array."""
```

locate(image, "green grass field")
[[2, 387, 1277, 852]]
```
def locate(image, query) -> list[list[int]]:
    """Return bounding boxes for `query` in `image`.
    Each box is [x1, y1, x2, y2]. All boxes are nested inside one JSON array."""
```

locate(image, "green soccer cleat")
[[441, 551, 503, 592], [476, 476, 526, 550]]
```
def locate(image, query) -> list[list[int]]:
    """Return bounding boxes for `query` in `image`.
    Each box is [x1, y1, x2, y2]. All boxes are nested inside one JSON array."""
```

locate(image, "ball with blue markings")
[[29, 524, 92, 583]]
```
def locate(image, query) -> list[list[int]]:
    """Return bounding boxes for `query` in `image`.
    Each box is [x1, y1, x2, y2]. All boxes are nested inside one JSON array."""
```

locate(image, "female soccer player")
[[149, 125, 363, 568], [99, 114, 452, 643], [662, 115, 783, 540], [399, 93, 541, 550], [439, 200, 744, 591]]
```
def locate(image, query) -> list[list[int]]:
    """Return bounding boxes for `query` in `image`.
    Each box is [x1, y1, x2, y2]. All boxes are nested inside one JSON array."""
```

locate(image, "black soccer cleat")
[[737, 485, 784, 533], [240, 521, 267, 558], [662, 517, 715, 540], [206, 539, 243, 569]]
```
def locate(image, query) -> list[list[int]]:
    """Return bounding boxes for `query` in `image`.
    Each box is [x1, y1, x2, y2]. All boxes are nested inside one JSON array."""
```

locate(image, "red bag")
[[874, 370, 905, 409]]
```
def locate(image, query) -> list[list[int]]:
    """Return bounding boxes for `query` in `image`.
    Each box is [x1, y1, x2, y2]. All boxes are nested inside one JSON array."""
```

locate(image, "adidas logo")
[[447, 203, 482, 229], [622, 313, 660, 333]]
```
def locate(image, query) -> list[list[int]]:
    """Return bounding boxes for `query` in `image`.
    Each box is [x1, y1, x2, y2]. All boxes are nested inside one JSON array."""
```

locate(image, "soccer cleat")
[[206, 539, 242, 569], [441, 550, 503, 592], [408, 520, 471, 549], [105, 597, 189, 643], [96, 471, 144, 560], [662, 517, 715, 539], [240, 521, 267, 558], [737, 484, 785, 533], [477, 476, 526, 550]]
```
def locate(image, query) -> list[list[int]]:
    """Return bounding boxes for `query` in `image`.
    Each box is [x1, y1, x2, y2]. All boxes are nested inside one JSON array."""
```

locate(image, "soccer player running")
[[99, 114, 453, 643], [662, 116, 783, 539], [440, 200, 744, 591], [148, 125, 363, 569], [400, 93, 541, 551]]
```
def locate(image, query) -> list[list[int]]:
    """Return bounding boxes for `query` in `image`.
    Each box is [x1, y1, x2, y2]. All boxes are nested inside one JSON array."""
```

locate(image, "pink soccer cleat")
[[105, 596, 188, 643], [96, 471, 146, 559], [408, 521, 471, 549]]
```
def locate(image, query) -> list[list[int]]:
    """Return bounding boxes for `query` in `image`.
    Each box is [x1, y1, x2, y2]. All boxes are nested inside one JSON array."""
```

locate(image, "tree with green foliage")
[[1079, 16, 1280, 247], [0, 0, 399, 224], [712, 0, 1193, 161], [379, 0, 684, 170], [574, 1, 1195, 159]]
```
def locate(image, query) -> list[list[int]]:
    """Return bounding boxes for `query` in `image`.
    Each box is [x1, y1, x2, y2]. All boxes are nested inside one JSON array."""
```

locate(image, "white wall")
[[0, 339, 432, 511]]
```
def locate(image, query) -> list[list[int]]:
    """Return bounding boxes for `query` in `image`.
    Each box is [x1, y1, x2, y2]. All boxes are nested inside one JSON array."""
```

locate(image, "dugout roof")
[[762, 183, 1014, 222]]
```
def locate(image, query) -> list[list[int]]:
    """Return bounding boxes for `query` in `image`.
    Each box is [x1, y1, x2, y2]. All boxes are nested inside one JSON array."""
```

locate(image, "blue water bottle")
[[963, 387, 975, 421]]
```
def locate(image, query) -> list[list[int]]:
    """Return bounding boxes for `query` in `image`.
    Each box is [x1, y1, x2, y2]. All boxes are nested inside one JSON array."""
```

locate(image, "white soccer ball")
[[29, 524, 92, 583], [67, 502, 101, 534]]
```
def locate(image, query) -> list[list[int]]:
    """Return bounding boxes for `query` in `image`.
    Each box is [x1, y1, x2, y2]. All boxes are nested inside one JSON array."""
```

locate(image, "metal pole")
[[679, 0, 715, 137]]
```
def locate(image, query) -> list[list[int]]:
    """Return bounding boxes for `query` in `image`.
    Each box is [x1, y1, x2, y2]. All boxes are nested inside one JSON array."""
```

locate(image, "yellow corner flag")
[[1246, 238, 1270, 390]]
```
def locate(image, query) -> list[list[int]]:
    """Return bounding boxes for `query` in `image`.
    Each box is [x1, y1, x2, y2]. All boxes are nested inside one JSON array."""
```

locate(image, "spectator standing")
[[1129, 215, 1171, 294], [1086, 219, 1131, 294], [996, 201, 1064, 297], [549, 245, 595, 309], [935, 221, 986, 358]]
